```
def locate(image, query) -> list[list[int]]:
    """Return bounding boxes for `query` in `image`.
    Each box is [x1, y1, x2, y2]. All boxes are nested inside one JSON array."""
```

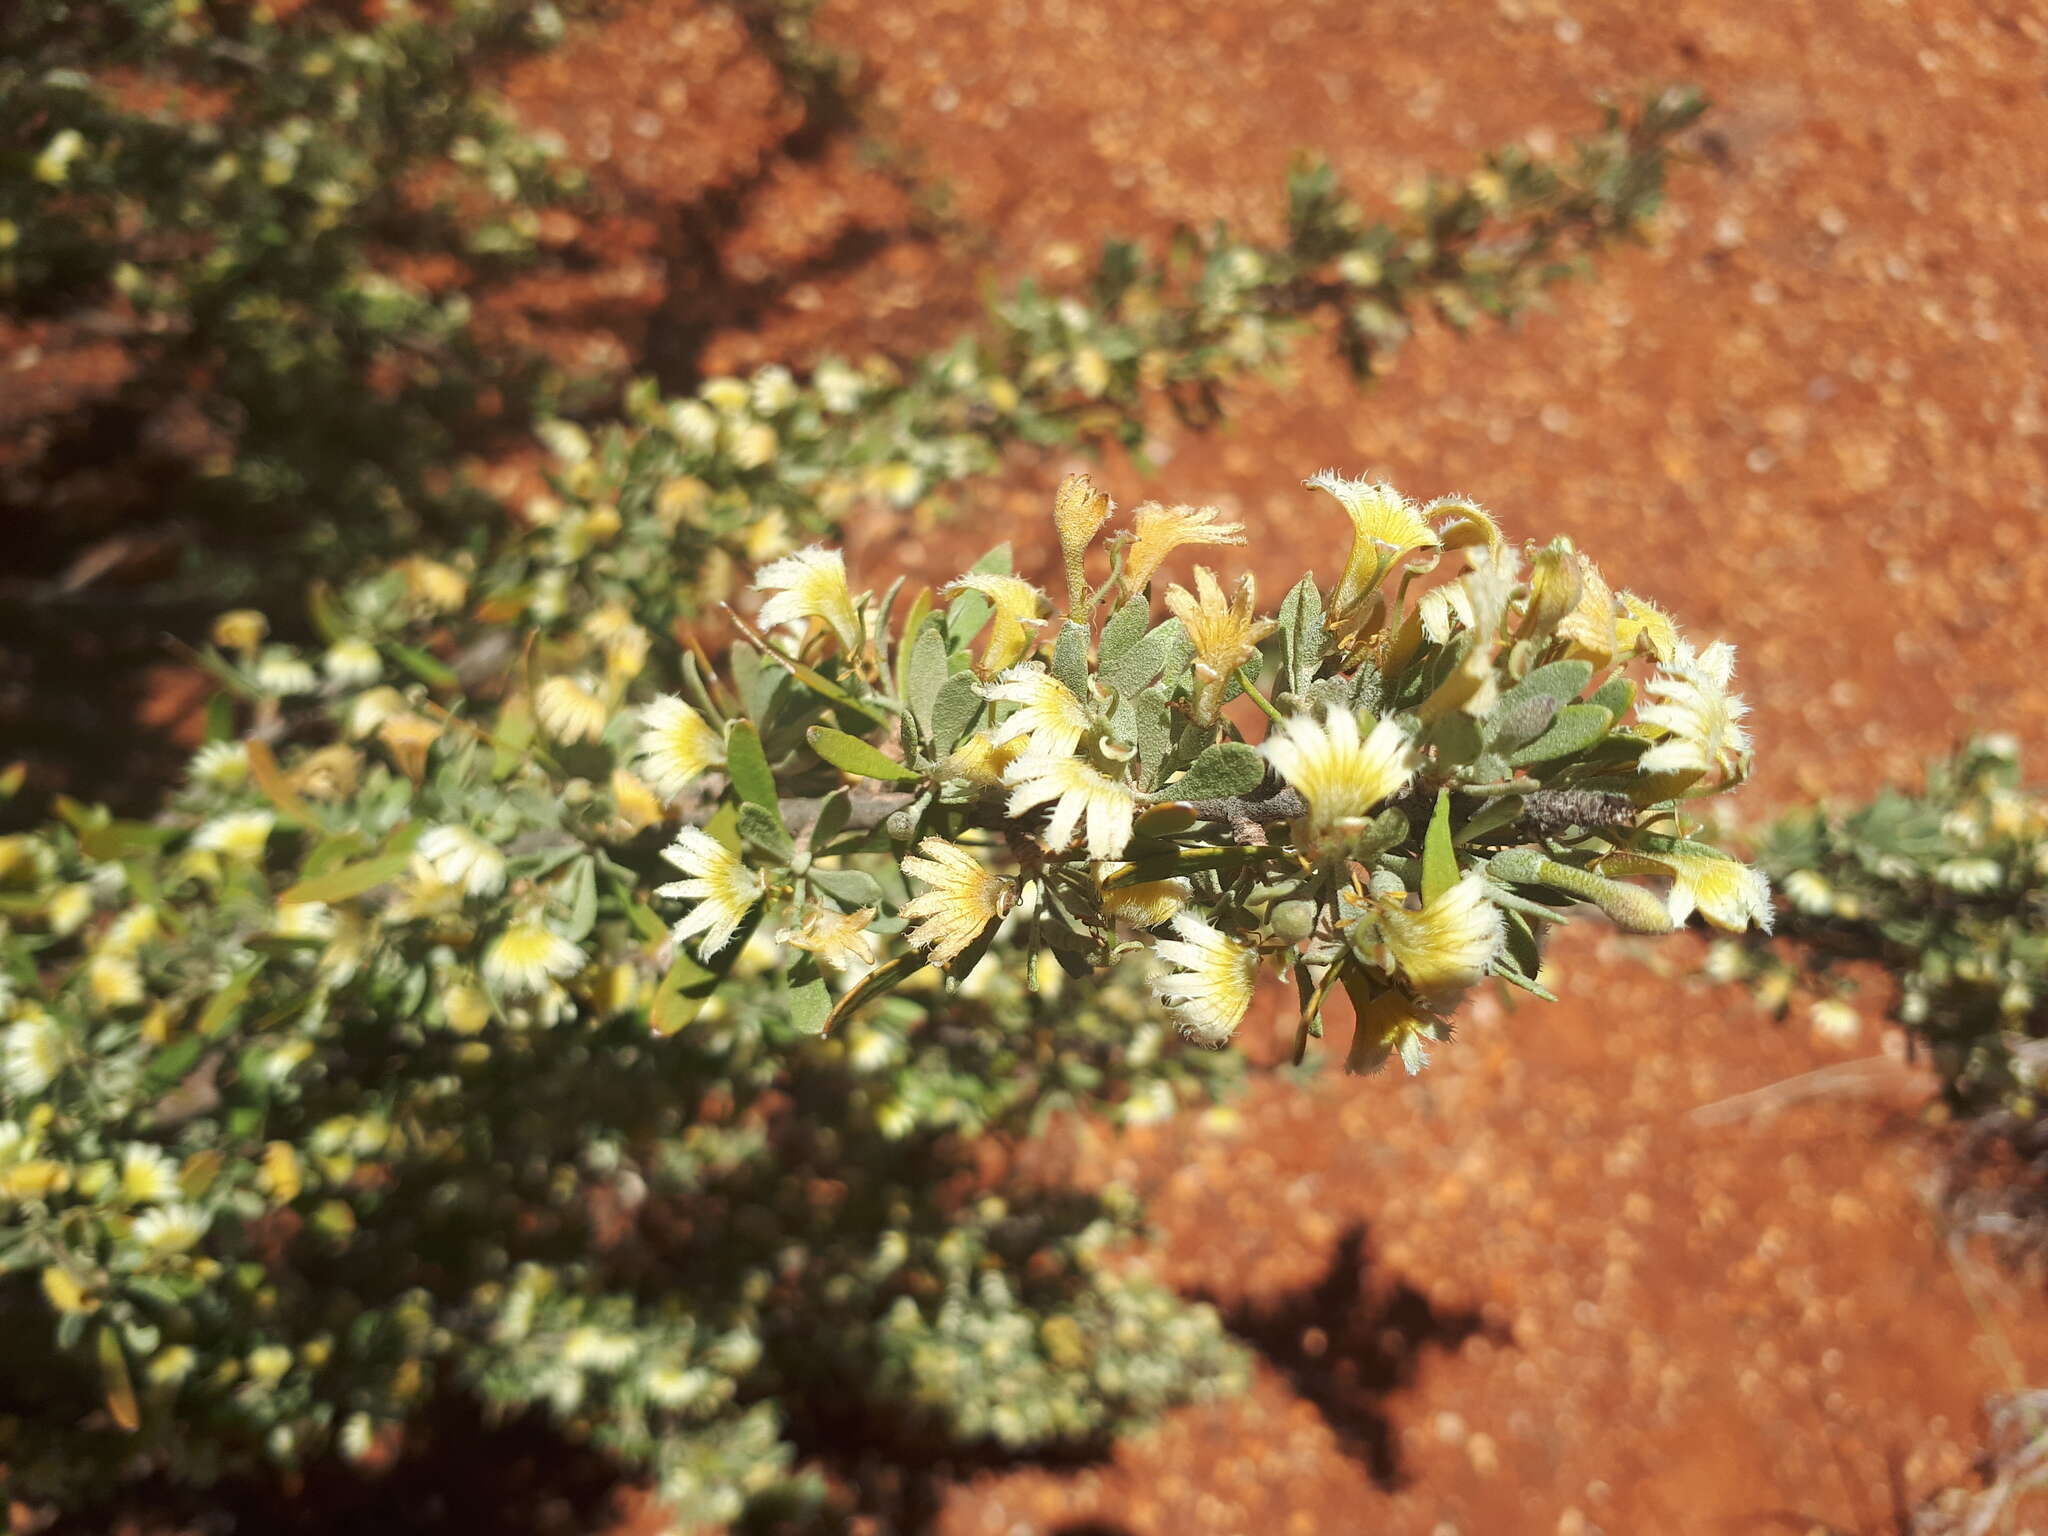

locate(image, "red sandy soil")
[[16, 0, 2048, 1529], [496, 1, 2048, 1530]]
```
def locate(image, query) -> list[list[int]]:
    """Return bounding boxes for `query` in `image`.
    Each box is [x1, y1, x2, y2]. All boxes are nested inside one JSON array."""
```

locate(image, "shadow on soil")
[[1200, 1220, 1509, 1492]]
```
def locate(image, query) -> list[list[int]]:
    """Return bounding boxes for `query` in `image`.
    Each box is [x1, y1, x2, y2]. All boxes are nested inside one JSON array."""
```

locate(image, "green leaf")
[[724, 719, 780, 815], [1507, 704, 1613, 767], [1276, 574, 1327, 696], [557, 857, 599, 942], [278, 849, 411, 907], [807, 725, 920, 783], [823, 950, 925, 1034], [903, 622, 950, 743], [1588, 674, 1635, 717], [1422, 789, 1456, 905], [927, 672, 984, 759], [810, 788, 852, 851], [1106, 845, 1262, 887], [649, 946, 718, 1037], [1051, 620, 1091, 696], [786, 969, 832, 1035], [1499, 659, 1593, 712], [892, 587, 933, 701], [808, 865, 882, 909], [1101, 620, 1180, 698], [738, 802, 796, 865], [1133, 685, 1175, 789], [1163, 742, 1264, 802], [382, 641, 457, 690], [197, 960, 264, 1038], [1098, 593, 1152, 669]]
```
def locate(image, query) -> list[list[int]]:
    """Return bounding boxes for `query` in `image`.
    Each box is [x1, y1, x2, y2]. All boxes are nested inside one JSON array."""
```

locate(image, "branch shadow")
[[1198, 1221, 1510, 1492]]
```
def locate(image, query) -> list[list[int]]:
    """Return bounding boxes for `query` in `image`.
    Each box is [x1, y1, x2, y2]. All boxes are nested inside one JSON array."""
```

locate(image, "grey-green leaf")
[[1164, 741, 1265, 803], [1506, 704, 1614, 767], [928, 672, 985, 759], [1052, 620, 1091, 697], [1276, 574, 1327, 696], [807, 725, 922, 783], [1098, 593, 1152, 669]]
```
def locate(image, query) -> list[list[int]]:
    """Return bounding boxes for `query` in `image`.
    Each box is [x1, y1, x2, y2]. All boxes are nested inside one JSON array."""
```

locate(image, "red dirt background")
[[17, 0, 2048, 1530], [490, 2, 2048, 1530]]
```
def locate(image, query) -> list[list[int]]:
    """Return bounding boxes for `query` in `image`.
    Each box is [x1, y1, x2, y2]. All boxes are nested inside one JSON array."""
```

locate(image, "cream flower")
[[1306, 472, 1436, 616], [1098, 868, 1191, 929], [1121, 502, 1246, 595], [1601, 840, 1774, 933], [403, 557, 469, 614], [133, 1205, 210, 1257], [102, 906, 160, 956], [945, 573, 1047, 676], [1637, 640, 1750, 780], [779, 904, 878, 972], [415, 826, 508, 899], [899, 837, 1016, 969], [120, 1143, 180, 1205], [1052, 472, 1113, 609], [1376, 874, 1506, 995], [1258, 709, 1417, 859], [211, 609, 268, 656], [1151, 914, 1259, 1048], [1165, 568, 1277, 723], [194, 811, 275, 863], [1004, 753, 1137, 860], [635, 695, 724, 801], [756, 545, 862, 653], [44, 883, 92, 938], [3, 1013, 65, 1096], [983, 665, 1095, 758], [655, 828, 766, 963], [188, 740, 249, 789], [535, 675, 609, 745], [322, 637, 383, 688], [483, 920, 585, 998]]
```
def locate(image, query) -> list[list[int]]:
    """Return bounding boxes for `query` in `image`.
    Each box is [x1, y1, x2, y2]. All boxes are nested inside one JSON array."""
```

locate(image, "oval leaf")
[[807, 725, 921, 783]]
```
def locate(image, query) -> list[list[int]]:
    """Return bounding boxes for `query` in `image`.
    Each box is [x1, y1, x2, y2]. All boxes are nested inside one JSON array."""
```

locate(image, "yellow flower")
[[211, 609, 268, 656], [655, 828, 765, 963], [779, 904, 878, 972], [442, 981, 492, 1036], [945, 573, 1047, 677], [937, 731, 1027, 790], [1258, 709, 1417, 860], [1601, 840, 1774, 933], [483, 920, 585, 998], [259, 1141, 303, 1204], [102, 906, 159, 956], [1520, 538, 1586, 639], [1150, 915, 1259, 1048], [634, 695, 723, 801], [402, 558, 469, 614], [1615, 593, 1681, 663], [1165, 568, 1278, 723], [983, 665, 1095, 758], [756, 545, 862, 653], [899, 838, 1016, 969], [3, 1012, 65, 1095], [1121, 502, 1246, 595], [1098, 868, 1191, 929], [1375, 874, 1506, 995], [289, 744, 362, 802], [743, 508, 796, 565], [377, 712, 442, 781], [1306, 472, 1436, 617], [188, 740, 249, 788], [1346, 986, 1450, 1076], [1555, 554, 1619, 668], [609, 767, 665, 832], [1426, 495, 1505, 557], [1052, 472, 1113, 610], [1637, 640, 1750, 780], [87, 953, 144, 1012], [535, 676, 609, 745], [120, 1143, 180, 1205], [1004, 753, 1137, 860], [194, 811, 274, 864], [44, 883, 92, 938]]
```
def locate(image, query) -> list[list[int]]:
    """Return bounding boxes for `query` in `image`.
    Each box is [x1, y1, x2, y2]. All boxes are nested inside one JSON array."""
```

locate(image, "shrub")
[[1735, 736, 2048, 1124], [0, 0, 585, 593], [0, 463, 1763, 1522]]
